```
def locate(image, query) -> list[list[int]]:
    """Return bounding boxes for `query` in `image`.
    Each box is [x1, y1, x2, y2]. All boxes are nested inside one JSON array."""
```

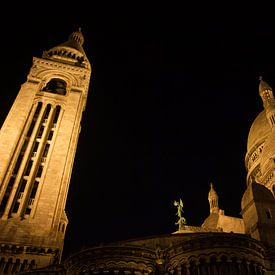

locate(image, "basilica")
[[0, 30, 274, 274]]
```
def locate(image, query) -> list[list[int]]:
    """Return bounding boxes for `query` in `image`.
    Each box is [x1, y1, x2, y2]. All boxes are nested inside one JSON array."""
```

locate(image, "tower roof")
[[42, 29, 90, 69]]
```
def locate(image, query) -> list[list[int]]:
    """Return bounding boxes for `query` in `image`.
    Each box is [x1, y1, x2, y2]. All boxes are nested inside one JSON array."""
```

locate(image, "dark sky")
[[1, 3, 275, 260]]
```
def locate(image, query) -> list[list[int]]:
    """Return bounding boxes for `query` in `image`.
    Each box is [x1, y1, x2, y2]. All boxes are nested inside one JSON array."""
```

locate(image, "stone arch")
[[36, 69, 79, 89], [42, 78, 67, 95]]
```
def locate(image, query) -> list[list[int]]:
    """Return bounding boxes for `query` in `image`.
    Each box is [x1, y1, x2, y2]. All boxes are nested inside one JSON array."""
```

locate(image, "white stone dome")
[[247, 110, 270, 153], [245, 110, 271, 184]]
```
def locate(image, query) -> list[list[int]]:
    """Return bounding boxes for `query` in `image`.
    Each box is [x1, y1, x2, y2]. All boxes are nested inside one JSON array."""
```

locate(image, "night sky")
[[1, 3, 275, 260]]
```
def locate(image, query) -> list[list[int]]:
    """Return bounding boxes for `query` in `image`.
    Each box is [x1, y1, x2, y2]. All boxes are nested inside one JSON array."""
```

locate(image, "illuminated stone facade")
[[0, 31, 275, 274], [60, 178, 275, 274], [0, 30, 91, 273], [63, 233, 267, 274]]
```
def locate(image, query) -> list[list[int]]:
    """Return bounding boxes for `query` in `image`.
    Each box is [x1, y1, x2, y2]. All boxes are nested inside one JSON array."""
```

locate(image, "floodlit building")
[[0, 30, 91, 273], [0, 31, 274, 274]]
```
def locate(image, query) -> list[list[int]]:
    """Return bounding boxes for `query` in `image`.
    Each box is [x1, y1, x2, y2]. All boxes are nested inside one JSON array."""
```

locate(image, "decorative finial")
[[173, 198, 187, 230], [259, 75, 263, 81], [78, 27, 82, 32]]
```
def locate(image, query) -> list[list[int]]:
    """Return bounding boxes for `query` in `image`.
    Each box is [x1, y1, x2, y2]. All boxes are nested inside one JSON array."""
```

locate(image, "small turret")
[[258, 77, 275, 127], [259, 76, 273, 103], [208, 183, 219, 214]]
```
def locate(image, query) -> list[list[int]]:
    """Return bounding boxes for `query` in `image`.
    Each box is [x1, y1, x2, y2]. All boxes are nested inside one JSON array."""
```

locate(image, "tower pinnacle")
[[208, 183, 219, 214], [259, 77, 273, 104]]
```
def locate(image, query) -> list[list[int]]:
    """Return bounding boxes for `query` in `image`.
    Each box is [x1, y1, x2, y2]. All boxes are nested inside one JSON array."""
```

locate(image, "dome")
[[247, 110, 270, 152], [42, 29, 90, 69]]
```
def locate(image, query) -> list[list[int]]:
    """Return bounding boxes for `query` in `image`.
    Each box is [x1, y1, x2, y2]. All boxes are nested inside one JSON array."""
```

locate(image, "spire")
[[208, 183, 219, 214]]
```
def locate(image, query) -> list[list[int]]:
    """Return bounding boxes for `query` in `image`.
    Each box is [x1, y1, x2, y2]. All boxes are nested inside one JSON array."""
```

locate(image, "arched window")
[[42, 78, 67, 95]]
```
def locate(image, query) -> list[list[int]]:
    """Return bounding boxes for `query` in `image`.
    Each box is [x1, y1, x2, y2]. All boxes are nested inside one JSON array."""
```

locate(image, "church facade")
[[0, 31, 274, 274]]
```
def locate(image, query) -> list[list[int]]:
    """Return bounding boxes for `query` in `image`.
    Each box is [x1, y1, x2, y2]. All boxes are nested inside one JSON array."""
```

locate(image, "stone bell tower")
[[0, 29, 91, 273]]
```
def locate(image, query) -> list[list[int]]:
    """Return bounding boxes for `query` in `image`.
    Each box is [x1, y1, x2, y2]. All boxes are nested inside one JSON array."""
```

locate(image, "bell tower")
[[0, 29, 91, 273]]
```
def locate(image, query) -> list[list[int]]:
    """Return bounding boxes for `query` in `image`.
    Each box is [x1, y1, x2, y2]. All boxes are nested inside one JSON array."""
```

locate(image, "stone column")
[[245, 261, 251, 275], [196, 261, 201, 275], [236, 260, 242, 275], [176, 266, 182, 275], [216, 259, 221, 275], [185, 263, 190, 275]]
